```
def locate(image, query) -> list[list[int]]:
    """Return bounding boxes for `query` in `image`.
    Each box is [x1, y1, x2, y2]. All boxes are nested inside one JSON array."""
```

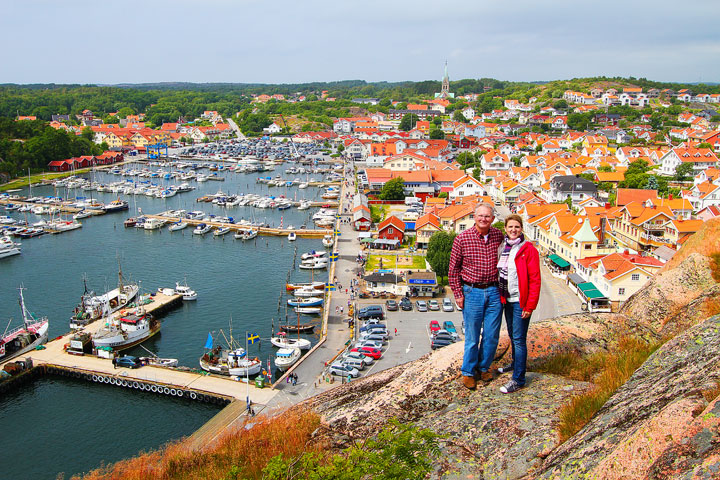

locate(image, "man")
[[449, 203, 504, 390]]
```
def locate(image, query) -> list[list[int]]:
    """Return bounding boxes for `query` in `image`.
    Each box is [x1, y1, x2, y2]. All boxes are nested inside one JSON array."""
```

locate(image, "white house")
[[448, 175, 487, 200]]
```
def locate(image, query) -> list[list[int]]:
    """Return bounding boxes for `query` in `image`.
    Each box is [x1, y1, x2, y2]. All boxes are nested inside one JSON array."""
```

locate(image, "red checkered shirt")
[[448, 226, 504, 300]]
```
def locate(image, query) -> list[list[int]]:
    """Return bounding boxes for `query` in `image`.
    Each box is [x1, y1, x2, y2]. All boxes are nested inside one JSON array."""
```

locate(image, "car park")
[[416, 300, 428, 312], [343, 351, 374, 366], [442, 298, 454, 312], [427, 299, 440, 311], [352, 346, 383, 360], [429, 320, 441, 336], [399, 297, 413, 311], [385, 299, 398, 311], [115, 355, 142, 368], [329, 363, 360, 378]]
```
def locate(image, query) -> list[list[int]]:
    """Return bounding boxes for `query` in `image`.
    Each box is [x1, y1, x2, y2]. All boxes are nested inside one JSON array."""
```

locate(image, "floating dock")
[[144, 214, 333, 238]]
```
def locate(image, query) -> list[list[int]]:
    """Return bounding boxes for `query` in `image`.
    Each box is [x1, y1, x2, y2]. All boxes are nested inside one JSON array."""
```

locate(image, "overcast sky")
[[2, 0, 718, 85]]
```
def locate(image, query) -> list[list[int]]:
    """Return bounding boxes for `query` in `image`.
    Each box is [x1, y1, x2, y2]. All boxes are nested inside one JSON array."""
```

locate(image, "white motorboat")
[[174, 281, 197, 300], [143, 218, 166, 230], [301, 251, 327, 261], [293, 286, 323, 297], [294, 306, 323, 315], [168, 221, 188, 231], [141, 356, 178, 368], [299, 258, 328, 270], [73, 210, 92, 220], [193, 223, 212, 235], [214, 225, 231, 236], [0, 243, 21, 259], [270, 332, 311, 350], [288, 231, 297, 241], [274, 347, 301, 372], [47, 219, 82, 232], [92, 308, 160, 351], [239, 229, 258, 241], [322, 234, 334, 248]]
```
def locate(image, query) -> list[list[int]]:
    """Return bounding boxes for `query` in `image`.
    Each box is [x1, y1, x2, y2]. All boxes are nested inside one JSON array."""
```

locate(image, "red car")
[[429, 320, 441, 335], [352, 346, 382, 360]]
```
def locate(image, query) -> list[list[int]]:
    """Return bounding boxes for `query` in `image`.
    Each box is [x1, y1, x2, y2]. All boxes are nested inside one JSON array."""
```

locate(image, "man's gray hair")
[[475, 202, 495, 216]]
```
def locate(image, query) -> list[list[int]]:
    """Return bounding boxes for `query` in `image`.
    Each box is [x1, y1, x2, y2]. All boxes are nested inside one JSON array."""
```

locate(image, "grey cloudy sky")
[[2, 0, 718, 85]]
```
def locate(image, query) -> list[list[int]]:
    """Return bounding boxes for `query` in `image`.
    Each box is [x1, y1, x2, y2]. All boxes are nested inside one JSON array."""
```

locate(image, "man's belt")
[[463, 281, 498, 289]]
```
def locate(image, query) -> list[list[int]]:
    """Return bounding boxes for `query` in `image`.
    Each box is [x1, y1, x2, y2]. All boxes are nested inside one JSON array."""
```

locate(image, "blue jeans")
[[461, 284, 503, 377], [504, 301, 530, 386]]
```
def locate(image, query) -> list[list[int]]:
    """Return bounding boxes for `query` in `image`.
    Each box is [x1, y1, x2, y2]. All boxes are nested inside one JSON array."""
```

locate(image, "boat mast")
[[18, 285, 30, 327]]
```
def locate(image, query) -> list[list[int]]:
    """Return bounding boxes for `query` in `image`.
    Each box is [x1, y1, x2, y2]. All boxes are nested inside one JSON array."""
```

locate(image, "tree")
[[626, 158, 650, 176], [81, 127, 94, 141], [674, 162, 694, 182], [646, 175, 659, 190], [472, 166, 482, 180], [379, 177, 405, 200], [429, 129, 444, 140], [427, 231, 456, 285], [598, 165, 613, 172], [399, 114, 418, 131], [452, 110, 465, 122], [553, 99, 568, 110]]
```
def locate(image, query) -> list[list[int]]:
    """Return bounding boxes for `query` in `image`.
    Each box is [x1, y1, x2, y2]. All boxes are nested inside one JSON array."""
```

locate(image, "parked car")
[[358, 305, 385, 320], [443, 320, 459, 339], [427, 299, 440, 311], [340, 356, 366, 370], [360, 323, 387, 333], [385, 299, 398, 311], [429, 320, 441, 335], [399, 297, 413, 311], [352, 346, 383, 360], [329, 363, 360, 378], [355, 340, 384, 350], [343, 351, 374, 366], [416, 300, 428, 312], [431, 335, 455, 350], [442, 298, 454, 312], [115, 355, 142, 368], [359, 332, 388, 344]]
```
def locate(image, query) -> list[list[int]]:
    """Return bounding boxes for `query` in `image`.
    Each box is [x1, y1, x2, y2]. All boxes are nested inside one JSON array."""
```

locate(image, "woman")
[[496, 214, 541, 394]]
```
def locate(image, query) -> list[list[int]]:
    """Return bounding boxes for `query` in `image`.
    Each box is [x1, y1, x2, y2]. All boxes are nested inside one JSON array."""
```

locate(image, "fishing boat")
[[69, 269, 139, 330], [92, 307, 160, 350], [270, 332, 311, 350], [168, 221, 188, 231], [285, 281, 325, 291], [199, 334, 262, 377], [214, 225, 231, 236], [322, 234, 334, 248], [174, 280, 197, 300], [0, 287, 49, 364], [287, 296, 323, 307], [193, 223, 212, 235], [274, 347, 301, 371]]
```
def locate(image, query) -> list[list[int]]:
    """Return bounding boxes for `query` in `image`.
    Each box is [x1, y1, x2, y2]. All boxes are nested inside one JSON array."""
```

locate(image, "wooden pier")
[[144, 214, 333, 238], [1, 292, 278, 407]]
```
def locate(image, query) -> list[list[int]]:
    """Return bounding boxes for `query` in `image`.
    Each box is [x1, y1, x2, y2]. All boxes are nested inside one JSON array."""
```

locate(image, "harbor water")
[[0, 161, 336, 479]]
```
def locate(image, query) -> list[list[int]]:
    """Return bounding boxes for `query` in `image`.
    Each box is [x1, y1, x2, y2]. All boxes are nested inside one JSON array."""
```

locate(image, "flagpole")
[[246, 331, 250, 410]]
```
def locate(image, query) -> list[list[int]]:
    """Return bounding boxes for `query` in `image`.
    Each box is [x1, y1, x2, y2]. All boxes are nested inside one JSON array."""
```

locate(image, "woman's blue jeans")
[[461, 284, 503, 377], [504, 301, 530, 386]]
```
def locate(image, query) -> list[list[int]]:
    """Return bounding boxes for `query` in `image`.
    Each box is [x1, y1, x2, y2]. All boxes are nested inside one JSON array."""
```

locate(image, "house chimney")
[[599, 217, 606, 244], [605, 202, 610, 209], [669, 194, 673, 200]]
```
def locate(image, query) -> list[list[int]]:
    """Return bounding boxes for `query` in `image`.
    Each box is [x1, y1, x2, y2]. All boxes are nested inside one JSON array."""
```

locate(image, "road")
[[227, 118, 245, 140]]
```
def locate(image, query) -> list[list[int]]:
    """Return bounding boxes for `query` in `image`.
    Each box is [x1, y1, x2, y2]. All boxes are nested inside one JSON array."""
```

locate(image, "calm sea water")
[[0, 162, 333, 479]]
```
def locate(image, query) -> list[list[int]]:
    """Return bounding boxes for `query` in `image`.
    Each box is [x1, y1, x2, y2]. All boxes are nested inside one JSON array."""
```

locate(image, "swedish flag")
[[329, 252, 339, 262], [325, 283, 337, 291], [334, 229, 341, 237], [247, 332, 260, 345]]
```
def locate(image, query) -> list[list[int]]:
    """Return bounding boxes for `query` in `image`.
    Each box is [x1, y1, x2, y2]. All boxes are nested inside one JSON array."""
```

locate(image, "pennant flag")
[[204, 332, 213, 349], [247, 332, 260, 345], [325, 283, 336, 292], [329, 252, 339, 262]]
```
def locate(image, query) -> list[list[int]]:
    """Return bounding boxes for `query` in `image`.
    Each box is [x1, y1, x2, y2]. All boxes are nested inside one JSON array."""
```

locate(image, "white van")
[[404, 196, 421, 206]]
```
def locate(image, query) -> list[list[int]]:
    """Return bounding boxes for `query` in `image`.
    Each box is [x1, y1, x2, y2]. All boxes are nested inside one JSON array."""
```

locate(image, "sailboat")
[[0, 287, 50, 364]]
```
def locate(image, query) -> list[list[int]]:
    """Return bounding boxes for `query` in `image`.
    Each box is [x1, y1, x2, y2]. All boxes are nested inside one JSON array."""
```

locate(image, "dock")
[[1, 292, 278, 408], [143, 214, 333, 238]]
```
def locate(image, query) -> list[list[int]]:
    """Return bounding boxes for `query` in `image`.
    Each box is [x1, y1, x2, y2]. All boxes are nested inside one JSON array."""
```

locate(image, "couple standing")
[[448, 203, 541, 393]]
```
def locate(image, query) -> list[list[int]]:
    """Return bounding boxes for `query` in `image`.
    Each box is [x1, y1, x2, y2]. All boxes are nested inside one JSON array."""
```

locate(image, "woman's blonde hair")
[[504, 214, 523, 228]]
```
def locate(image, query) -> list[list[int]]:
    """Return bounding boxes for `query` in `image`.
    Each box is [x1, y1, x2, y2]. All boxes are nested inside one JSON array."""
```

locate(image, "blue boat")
[[287, 297, 324, 307]]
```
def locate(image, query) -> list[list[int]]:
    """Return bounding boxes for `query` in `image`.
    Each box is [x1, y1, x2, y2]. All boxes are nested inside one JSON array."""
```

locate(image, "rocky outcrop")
[[535, 314, 720, 479], [620, 253, 720, 335]]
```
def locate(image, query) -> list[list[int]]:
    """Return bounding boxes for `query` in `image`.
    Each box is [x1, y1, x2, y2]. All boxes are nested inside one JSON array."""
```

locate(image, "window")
[[585, 244, 592, 250], [388, 227, 394, 234], [631, 274, 640, 281], [618, 288, 626, 295]]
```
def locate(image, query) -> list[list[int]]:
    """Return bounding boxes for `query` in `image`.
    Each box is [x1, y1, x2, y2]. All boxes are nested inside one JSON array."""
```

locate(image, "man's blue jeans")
[[504, 301, 530, 386], [461, 284, 503, 377]]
